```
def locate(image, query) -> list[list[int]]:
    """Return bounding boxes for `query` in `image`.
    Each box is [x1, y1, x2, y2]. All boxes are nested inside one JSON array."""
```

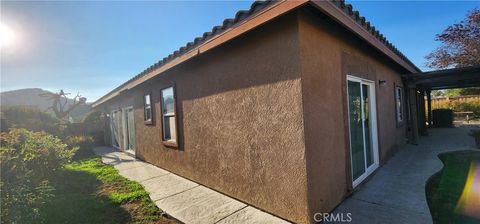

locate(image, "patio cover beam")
[[405, 65, 480, 90]]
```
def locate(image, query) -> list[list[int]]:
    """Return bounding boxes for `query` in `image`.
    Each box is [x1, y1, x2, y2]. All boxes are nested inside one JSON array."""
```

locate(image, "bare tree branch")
[[39, 89, 87, 122]]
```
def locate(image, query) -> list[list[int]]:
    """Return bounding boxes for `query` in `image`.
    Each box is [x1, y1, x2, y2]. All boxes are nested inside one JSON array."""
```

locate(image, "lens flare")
[[0, 23, 15, 47], [455, 161, 480, 219]]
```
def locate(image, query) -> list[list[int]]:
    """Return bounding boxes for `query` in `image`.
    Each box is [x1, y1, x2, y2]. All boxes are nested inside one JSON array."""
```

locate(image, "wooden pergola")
[[404, 65, 480, 144]]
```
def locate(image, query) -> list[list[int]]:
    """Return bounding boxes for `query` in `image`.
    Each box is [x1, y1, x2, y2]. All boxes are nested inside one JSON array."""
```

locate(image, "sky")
[[1, 1, 479, 102]]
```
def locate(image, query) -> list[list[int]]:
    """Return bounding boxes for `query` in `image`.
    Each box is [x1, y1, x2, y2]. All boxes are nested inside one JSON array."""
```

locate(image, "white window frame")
[[160, 86, 178, 147], [144, 93, 153, 124]]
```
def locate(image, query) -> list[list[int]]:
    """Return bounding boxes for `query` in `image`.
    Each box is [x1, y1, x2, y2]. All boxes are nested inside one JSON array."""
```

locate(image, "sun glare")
[[1, 23, 16, 47], [455, 161, 480, 219]]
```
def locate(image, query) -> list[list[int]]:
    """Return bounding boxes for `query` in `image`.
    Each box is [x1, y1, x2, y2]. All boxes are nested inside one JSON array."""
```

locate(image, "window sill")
[[163, 140, 178, 148], [144, 120, 153, 125]]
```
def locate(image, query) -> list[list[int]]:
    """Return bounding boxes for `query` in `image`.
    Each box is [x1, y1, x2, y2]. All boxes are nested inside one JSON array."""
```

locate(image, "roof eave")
[[309, 0, 420, 74]]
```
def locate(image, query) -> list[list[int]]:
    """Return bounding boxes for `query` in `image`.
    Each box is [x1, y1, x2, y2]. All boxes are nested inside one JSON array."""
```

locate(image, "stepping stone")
[[119, 164, 169, 182], [217, 206, 290, 224], [142, 174, 199, 201], [155, 186, 247, 224]]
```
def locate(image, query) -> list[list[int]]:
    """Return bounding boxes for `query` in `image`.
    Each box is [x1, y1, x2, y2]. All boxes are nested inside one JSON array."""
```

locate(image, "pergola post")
[[408, 86, 419, 144], [418, 90, 428, 136], [426, 89, 432, 127]]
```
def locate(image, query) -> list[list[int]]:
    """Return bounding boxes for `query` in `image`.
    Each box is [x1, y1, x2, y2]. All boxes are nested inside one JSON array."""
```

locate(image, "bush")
[[454, 100, 480, 117], [1, 106, 63, 136], [0, 128, 77, 223], [65, 135, 95, 160], [64, 110, 105, 145], [82, 110, 106, 145], [431, 98, 480, 117]]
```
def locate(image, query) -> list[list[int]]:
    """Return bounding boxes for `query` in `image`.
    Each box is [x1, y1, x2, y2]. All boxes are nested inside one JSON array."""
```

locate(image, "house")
[[92, 1, 423, 223]]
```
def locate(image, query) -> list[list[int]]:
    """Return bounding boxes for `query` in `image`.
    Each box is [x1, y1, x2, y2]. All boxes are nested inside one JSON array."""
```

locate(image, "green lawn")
[[426, 150, 480, 224], [40, 157, 176, 224]]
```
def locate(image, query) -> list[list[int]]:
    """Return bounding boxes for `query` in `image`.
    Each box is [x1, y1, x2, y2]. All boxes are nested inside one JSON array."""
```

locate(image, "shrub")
[[0, 128, 77, 223], [454, 99, 480, 117], [82, 110, 106, 145], [64, 110, 105, 145], [431, 98, 480, 117], [1, 106, 63, 136], [65, 135, 95, 160]]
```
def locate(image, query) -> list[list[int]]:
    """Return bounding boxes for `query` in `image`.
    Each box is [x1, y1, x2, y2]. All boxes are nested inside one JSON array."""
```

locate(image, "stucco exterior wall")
[[101, 13, 309, 223], [297, 8, 408, 223]]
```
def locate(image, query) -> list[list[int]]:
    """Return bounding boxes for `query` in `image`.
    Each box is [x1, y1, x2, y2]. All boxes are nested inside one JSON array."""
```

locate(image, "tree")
[[426, 8, 480, 97], [432, 88, 480, 97], [426, 8, 480, 69], [39, 90, 87, 122]]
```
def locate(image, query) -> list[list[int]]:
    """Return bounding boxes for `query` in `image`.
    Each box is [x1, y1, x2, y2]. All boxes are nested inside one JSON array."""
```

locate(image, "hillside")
[[0, 88, 91, 122]]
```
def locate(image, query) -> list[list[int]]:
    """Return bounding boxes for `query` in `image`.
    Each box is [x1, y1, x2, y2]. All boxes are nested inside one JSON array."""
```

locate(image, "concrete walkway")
[[332, 125, 479, 224], [93, 147, 290, 224]]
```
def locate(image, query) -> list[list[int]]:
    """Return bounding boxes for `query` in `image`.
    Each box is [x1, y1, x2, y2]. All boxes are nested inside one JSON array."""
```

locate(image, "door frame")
[[122, 106, 135, 155], [346, 75, 380, 188]]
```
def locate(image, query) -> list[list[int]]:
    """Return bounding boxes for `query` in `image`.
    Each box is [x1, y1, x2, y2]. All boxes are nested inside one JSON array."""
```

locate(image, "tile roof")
[[94, 0, 419, 106], [330, 0, 419, 71]]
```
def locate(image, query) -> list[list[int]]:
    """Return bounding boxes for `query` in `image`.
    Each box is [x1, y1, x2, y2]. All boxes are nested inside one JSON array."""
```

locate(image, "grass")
[[426, 150, 480, 224], [39, 157, 176, 224]]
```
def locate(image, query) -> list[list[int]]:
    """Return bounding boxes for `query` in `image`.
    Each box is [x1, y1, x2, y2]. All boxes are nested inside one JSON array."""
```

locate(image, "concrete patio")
[[332, 124, 479, 223], [93, 147, 290, 224]]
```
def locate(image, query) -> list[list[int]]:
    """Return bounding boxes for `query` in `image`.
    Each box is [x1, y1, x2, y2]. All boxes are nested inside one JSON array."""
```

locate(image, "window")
[[395, 86, 404, 123], [144, 94, 153, 124], [161, 87, 177, 146]]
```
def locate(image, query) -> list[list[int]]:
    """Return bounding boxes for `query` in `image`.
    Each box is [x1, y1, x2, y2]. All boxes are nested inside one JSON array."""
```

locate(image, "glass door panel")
[[348, 80, 365, 180], [111, 111, 120, 148], [363, 84, 374, 167], [123, 107, 135, 155], [127, 108, 135, 151]]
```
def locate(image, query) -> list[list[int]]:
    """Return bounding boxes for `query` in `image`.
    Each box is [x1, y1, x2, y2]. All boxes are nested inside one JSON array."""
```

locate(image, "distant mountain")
[[0, 88, 92, 122]]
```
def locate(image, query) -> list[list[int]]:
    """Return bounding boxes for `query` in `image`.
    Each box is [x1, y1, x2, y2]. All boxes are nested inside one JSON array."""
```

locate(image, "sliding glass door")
[[123, 107, 136, 155], [347, 76, 379, 187]]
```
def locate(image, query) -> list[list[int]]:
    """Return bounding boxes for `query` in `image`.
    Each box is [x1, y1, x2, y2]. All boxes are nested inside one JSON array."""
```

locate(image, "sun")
[[0, 23, 16, 47]]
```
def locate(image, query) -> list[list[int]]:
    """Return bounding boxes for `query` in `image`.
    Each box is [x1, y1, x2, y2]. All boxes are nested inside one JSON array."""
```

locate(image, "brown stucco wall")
[[101, 13, 310, 223], [297, 8, 408, 223]]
